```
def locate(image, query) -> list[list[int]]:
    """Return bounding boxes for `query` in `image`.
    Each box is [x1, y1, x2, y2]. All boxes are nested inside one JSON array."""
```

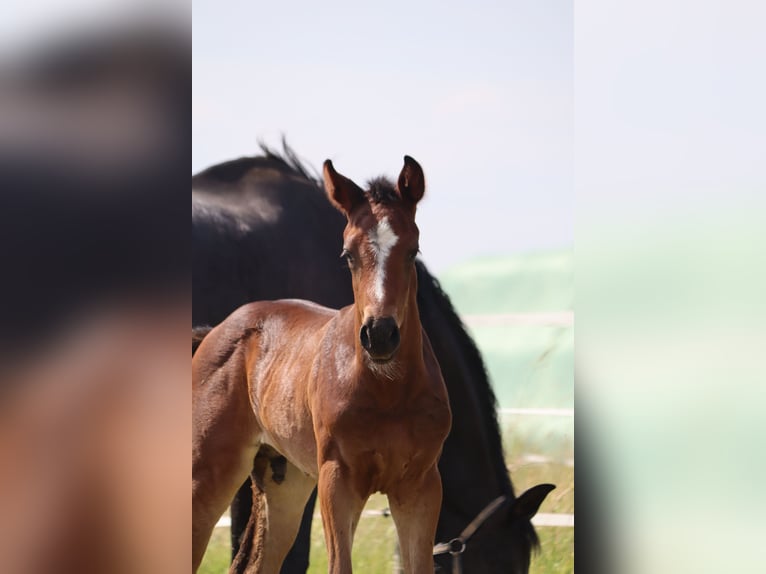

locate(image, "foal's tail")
[[192, 325, 213, 343], [192, 325, 213, 354], [229, 485, 263, 574]]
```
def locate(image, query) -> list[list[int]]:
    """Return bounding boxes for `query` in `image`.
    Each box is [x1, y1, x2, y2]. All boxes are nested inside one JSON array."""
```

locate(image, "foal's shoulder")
[[223, 299, 337, 330], [272, 298, 337, 316]]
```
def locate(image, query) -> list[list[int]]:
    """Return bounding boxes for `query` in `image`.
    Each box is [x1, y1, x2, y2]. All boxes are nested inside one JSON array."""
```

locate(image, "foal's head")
[[323, 156, 425, 365]]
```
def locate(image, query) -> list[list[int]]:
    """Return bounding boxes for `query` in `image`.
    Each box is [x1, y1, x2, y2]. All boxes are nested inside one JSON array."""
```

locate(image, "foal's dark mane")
[[415, 262, 540, 551], [365, 177, 401, 205]]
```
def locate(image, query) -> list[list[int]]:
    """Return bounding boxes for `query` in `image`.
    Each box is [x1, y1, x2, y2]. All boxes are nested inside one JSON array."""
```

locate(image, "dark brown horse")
[[193, 157, 452, 573], [192, 144, 553, 573]]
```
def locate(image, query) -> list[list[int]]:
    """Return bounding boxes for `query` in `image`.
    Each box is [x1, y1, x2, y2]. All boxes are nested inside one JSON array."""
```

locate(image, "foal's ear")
[[397, 155, 426, 206], [323, 160, 365, 216], [510, 483, 555, 521]]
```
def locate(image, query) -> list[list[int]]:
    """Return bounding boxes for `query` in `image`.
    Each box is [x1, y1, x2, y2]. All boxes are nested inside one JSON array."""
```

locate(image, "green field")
[[200, 249, 574, 573]]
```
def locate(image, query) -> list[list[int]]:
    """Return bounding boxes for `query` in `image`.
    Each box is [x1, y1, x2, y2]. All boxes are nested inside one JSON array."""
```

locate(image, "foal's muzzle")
[[360, 316, 400, 362]]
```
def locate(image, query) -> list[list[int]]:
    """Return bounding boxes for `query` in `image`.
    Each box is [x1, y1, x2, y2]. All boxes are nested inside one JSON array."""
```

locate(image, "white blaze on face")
[[370, 217, 398, 303]]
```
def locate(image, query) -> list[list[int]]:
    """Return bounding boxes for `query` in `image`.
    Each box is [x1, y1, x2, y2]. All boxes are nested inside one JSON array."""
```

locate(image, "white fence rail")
[[532, 513, 574, 527], [215, 511, 573, 530], [461, 311, 573, 327], [499, 407, 573, 417]]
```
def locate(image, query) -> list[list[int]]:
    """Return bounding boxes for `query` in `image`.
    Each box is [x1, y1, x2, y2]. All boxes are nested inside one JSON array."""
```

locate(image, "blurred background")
[[577, 2, 766, 573]]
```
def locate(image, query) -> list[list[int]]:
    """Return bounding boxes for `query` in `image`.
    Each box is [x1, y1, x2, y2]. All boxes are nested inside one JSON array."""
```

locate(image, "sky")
[[192, 0, 573, 272]]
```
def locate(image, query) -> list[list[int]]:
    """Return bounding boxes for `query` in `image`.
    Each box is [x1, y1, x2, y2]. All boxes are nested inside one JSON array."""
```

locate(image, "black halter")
[[432, 495, 508, 574]]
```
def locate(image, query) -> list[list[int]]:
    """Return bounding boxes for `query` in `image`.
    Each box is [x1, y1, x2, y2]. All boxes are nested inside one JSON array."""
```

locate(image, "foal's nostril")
[[359, 323, 372, 350], [388, 324, 400, 349], [362, 316, 400, 359]]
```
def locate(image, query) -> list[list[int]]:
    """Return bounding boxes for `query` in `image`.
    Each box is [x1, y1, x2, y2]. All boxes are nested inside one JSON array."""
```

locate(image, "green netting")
[[438, 249, 574, 455]]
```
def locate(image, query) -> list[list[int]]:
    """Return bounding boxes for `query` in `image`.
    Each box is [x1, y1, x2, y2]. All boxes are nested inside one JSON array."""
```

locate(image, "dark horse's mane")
[[415, 262, 540, 551], [193, 140, 320, 186], [194, 143, 405, 210]]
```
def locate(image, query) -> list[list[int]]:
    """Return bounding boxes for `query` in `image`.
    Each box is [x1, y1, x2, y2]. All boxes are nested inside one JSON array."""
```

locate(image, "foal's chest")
[[324, 397, 450, 494]]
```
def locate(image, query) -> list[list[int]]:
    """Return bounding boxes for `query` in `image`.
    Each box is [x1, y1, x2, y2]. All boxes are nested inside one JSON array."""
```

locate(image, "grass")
[[532, 528, 574, 574], [513, 459, 574, 574], [308, 494, 397, 573], [198, 445, 573, 574], [199, 494, 397, 574], [199, 527, 233, 574]]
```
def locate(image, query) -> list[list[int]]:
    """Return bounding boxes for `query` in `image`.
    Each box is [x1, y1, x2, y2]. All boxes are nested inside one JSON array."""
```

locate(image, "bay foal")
[[192, 156, 452, 573]]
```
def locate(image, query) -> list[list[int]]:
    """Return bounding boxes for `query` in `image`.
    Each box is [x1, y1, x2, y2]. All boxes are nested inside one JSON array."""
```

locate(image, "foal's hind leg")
[[232, 452, 316, 574], [192, 354, 260, 572]]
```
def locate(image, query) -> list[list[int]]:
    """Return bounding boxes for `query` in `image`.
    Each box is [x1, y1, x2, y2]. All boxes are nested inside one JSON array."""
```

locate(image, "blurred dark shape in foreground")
[[0, 22, 188, 360], [0, 19, 189, 574]]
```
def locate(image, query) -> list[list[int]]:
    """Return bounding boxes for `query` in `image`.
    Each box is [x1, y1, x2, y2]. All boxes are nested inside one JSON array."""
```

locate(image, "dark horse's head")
[[434, 483, 555, 573]]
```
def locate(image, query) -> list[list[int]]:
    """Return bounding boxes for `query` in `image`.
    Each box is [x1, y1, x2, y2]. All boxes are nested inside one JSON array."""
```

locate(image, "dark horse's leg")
[[230, 479, 316, 574]]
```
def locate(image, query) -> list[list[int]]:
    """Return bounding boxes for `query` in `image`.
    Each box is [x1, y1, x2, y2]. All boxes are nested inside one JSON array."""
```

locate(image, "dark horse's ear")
[[323, 160, 366, 217], [397, 155, 426, 207], [510, 483, 555, 521]]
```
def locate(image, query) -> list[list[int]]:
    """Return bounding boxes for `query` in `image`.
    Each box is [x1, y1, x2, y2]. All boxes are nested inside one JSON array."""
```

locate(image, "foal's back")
[[193, 299, 337, 476], [193, 298, 344, 572]]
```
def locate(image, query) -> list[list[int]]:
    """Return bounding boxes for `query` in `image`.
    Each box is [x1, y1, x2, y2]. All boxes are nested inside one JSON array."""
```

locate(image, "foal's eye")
[[408, 249, 419, 263]]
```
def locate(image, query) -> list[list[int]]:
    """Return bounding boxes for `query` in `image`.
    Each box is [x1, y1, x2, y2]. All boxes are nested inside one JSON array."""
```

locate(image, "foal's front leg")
[[389, 465, 443, 574], [317, 460, 366, 574]]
